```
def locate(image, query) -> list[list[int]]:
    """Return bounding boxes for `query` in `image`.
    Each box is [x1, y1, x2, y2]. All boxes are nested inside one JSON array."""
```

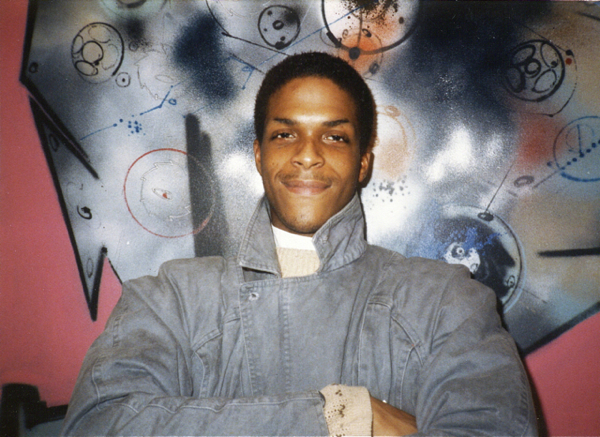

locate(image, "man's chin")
[[268, 195, 347, 235], [278, 221, 322, 236], [273, 212, 326, 236]]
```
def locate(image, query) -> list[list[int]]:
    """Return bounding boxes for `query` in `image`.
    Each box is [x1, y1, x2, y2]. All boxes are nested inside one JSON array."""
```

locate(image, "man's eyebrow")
[[323, 119, 350, 127], [272, 118, 296, 126], [270, 118, 351, 127]]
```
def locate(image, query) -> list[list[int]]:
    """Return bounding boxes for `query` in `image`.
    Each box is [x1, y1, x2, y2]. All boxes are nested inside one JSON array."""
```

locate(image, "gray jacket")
[[62, 195, 537, 436]]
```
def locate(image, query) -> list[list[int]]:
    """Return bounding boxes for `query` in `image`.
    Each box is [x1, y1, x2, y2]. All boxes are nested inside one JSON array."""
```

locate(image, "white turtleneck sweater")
[[272, 225, 320, 278]]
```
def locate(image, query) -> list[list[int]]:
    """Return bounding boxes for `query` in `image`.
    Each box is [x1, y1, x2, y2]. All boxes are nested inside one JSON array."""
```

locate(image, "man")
[[62, 52, 537, 436]]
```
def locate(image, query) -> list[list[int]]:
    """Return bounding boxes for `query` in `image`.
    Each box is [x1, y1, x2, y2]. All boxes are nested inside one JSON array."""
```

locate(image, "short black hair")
[[254, 52, 376, 154]]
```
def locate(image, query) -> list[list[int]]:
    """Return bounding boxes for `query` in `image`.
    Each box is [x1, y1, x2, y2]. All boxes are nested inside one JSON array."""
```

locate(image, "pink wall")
[[0, 1, 598, 435], [0, 0, 121, 407]]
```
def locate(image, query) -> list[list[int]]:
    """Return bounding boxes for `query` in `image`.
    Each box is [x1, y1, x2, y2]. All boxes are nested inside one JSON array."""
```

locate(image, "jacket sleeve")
[[60, 265, 329, 436], [411, 266, 538, 437]]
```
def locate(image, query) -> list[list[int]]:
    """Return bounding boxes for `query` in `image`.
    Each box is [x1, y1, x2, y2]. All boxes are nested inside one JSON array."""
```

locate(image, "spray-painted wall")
[[1, 1, 599, 435]]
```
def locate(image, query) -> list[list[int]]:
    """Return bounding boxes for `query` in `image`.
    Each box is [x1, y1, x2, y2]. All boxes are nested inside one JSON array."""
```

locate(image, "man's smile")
[[281, 178, 331, 196]]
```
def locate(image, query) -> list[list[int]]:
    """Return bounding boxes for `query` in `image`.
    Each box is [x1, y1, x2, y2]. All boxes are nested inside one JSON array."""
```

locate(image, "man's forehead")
[[264, 78, 359, 120]]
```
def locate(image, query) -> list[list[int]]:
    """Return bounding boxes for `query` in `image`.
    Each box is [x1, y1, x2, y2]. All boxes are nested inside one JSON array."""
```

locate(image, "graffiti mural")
[[20, 0, 600, 354]]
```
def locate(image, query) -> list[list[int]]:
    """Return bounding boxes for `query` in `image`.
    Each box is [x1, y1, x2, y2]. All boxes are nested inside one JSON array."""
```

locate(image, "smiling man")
[[62, 52, 537, 436], [253, 74, 370, 236]]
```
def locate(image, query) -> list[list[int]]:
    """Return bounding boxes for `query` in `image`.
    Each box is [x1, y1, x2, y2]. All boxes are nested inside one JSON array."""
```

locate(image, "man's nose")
[[292, 137, 324, 168]]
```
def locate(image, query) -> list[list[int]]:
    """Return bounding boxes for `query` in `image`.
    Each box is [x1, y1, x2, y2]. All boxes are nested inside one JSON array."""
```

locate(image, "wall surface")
[[1, 1, 599, 435]]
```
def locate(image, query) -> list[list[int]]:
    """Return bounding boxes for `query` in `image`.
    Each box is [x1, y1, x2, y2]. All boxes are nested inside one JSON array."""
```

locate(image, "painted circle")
[[336, 28, 384, 77], [503, 40, 565, 102], [372, 106, 413, 180], [434, 205, 524, 312], [322, 0, 420, 55], [258, 5, 300, 49], [553, 116, 600, 182], [116, 72, 131, 87], [71, 22, 124, 83], [124, 148, 215, 238]]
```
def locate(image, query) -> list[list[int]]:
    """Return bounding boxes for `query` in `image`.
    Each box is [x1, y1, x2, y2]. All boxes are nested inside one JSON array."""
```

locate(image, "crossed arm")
[[61, 265, 535, 436]]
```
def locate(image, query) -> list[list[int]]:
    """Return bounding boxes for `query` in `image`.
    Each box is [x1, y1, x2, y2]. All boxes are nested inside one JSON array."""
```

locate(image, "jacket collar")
[[237, 194, 367, 276]]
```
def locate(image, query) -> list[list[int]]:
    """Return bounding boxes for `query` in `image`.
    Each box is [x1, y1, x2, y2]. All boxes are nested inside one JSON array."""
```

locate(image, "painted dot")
[[592, 143, 597, 148], [587, 149, 592, 153], [349, 47, 361, 60], [566, 58, 572, 65], [547, 161, 553, 167], [572, 158, 578, 162]]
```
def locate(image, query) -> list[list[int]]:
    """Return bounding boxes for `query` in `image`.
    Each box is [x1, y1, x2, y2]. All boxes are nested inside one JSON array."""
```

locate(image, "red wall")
[[0, 0, 121, 408], [0, 1, 598, 435]]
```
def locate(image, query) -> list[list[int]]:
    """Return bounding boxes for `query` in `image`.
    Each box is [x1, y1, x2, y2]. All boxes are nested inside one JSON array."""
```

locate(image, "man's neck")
[[272, 225, 316, 251]]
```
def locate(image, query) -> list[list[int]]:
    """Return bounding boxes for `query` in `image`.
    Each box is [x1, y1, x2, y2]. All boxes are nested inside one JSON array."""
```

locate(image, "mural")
[[20, 0, 600, 354]]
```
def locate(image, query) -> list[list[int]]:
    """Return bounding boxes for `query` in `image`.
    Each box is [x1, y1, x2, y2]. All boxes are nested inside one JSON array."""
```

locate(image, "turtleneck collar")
[[237, 194, 367, 276]]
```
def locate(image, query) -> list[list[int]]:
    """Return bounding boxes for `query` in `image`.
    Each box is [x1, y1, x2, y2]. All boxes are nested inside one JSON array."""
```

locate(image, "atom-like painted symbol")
[[71, 22, 124, 83], [504, 40, 570, 103]]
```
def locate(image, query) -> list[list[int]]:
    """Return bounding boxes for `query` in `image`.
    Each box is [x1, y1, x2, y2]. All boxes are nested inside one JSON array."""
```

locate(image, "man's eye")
[[326, 134, 348, 142], [272, 132, 293, 139]]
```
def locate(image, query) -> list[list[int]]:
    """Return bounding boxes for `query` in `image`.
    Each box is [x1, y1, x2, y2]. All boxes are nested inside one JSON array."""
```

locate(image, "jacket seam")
[[427, 267, 472, 356], [238, 282, 257, 397], [389, 313, 423, 367], [141, 396, 320, 414], [91, 359, 104, 411]]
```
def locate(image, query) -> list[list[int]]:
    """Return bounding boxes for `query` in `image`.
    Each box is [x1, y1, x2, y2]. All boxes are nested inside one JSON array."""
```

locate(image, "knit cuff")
[[320, 384, 372, 437]]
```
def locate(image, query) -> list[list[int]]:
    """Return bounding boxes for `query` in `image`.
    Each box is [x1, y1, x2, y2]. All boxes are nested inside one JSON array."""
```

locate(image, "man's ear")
[[358, 151, 373, 184], [253, 139, 262, 176]]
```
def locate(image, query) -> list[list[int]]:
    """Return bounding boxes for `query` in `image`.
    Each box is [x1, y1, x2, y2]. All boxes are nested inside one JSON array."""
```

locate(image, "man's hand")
[[371, 397, 417, 436]]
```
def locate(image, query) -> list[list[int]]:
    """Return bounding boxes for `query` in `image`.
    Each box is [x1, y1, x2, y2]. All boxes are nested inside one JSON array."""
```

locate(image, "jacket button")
[[249, 292, 259, 301]]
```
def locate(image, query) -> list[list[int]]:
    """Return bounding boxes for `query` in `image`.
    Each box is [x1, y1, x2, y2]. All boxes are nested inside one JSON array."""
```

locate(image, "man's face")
[[254, 76, 371, 236]]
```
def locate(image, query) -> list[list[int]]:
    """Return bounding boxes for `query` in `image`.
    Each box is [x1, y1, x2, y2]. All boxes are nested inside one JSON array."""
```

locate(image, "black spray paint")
[[173, 14, 235, 103]]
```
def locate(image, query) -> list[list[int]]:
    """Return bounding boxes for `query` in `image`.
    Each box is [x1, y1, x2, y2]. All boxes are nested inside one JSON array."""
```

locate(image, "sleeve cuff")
[[320, 384, 372, 437]]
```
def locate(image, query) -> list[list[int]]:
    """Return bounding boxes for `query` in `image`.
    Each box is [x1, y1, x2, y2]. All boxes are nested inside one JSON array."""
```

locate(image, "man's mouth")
[[282, 179, 330, 196]]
